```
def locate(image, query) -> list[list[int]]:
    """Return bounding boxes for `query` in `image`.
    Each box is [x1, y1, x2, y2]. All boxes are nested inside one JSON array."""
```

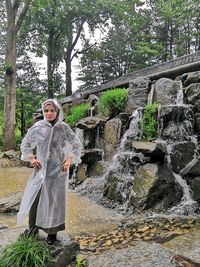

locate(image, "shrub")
[[65, 103, 90, 126], [76, 256, 87, 267], [98, 88, 128, 117], [0, 236, 51, 267], [142, 103, 159, 141]]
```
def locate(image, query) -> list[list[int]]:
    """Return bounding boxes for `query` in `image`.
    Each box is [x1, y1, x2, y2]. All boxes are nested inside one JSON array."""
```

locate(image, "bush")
[[0, 236, 51, 267], [65, 103, 90, 126], [142, 103, 159, 141], [98, 88, 128, 117]]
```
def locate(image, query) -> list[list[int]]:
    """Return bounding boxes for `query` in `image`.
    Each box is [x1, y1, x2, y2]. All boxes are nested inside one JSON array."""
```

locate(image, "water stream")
[[0, 167, 122, 236]]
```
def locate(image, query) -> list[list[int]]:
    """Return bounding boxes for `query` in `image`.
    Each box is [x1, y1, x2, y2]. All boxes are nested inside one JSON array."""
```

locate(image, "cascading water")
[[166, 142, 198, 215], [176, 81, 184, 105], [119, 108, 143, 152], [147, 84, 154, 105], [89, 106, 95, 117]]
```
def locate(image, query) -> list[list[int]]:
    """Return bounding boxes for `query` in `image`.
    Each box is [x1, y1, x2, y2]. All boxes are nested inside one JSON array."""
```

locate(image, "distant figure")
[[17, 99, 82, 244]]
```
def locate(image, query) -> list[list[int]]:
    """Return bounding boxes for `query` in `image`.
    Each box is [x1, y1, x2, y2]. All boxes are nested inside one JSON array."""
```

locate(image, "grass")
[[65, 103, 90, 126], [98, 88, 128, 117], [75, 256, 87, 267], [0, 235, 51, 267], [142, 103, 159, 141]]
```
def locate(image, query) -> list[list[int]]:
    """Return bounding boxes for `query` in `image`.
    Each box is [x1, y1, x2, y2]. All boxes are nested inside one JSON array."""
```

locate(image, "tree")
[[3, 0, 32, 151], [23, 0, 118, 97]]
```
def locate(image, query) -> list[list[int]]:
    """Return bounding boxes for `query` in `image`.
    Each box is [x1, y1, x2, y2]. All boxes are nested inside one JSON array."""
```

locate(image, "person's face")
[[44, 104, 57, 121]]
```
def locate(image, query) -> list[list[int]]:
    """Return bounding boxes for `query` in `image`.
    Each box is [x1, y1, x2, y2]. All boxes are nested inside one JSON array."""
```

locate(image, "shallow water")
[[0, 167, 122, 235]]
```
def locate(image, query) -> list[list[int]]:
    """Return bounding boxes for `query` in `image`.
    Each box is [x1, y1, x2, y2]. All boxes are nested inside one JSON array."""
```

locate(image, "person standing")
[[17, 99, 82, 244]]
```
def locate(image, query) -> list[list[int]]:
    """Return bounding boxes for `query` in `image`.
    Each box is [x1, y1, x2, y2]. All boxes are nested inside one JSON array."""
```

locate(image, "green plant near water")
[[65, 103, 90, 126], [0, 236, 51, 267], [98, 88, 128, 117], [142, 103, 159, 141], [75, 256, 87, 267]]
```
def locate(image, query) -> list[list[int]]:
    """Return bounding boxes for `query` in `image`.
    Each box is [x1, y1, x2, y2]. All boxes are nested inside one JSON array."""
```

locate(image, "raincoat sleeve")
[[62, 122, 82, 164], [20, 123, 39, 161]]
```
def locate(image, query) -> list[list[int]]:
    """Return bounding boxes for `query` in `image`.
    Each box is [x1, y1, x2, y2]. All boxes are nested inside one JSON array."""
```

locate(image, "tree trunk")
[[20, 100, 26, 137], [65, 50, 72, 96], [64, 21, 84, 96], [47, 29, 55, 99], [3, 5, 17, 150], [3, 0, 31, 151]]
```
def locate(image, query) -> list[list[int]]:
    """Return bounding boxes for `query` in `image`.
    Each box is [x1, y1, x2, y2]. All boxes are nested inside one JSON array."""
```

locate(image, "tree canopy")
[[0, 0, 199, 150]]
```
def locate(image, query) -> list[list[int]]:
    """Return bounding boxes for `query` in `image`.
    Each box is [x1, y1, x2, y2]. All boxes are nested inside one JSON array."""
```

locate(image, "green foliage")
[[142, 103, 159, 141], [3, 64, 14, 75], [98, 88, 128, 117], [75, 256, 87, 267], [65, 103, 90, 126], [0, 236, 51, 267]]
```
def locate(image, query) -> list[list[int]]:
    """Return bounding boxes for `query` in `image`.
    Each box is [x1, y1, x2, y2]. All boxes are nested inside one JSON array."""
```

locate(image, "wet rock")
[[75, 164, 88, 184], [116, 113, 130, 136], [76, 116, 107, 130], [185, 176, 200, 203], [182, 70, 200, 86], [131, 141, 166, 163], [167, 141, 196, 174], [129, 163, 183, 211], [110, 151, 149, 175], [104, 173, 133, 203], [0, 224, 7, 232], [184, 83, 200, 107], [76, 116, 106, 150], [0, 227, 79, 267], [0, 191, 23, 213], [2, 150, 20, 160], [81, 149, 103, 164], [48, 233, 79, 267], [194, 113, 200, 133], [126, 76, 151, 115], [87, 241, 178, 267], [158, 105, 194, 141], [163, 230, 200, 264], [104, 118, 122, 160], [87, 161, 105, 177], [153, 78, 182, 105]]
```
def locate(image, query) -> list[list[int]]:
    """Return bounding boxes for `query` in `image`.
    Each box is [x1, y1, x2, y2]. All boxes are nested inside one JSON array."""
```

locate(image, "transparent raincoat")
[[17, 99, 82, 229]]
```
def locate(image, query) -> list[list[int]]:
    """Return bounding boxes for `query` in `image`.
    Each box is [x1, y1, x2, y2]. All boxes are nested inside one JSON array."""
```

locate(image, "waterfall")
[[89, 106, 95, 117], [166, 144, 197, 214], [119, 108, 143, 152], [147, 84, 155, 105], [76, 128, 84, 145], [157, 105, 163, 139], [176, 81, 184, 105]]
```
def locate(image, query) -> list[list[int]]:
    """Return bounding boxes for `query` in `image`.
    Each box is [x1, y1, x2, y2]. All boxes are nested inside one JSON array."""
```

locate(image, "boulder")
[[158, 105, 194, 141], [0, 192, 23, 213], [129, 163, 183, 211], [104, 173, 133, 203], [104, 118, 122, 160], [153, 78, 182, 105], [182, 70, 200, 86], [126, 76, 151, 115]]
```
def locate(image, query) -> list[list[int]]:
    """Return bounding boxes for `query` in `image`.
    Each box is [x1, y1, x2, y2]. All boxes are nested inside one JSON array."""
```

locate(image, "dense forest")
[[0, 0, 200, 150]]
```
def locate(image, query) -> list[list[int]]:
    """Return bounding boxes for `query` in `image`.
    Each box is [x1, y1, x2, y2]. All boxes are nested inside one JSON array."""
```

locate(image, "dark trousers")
[[28, 188, 65, 235]]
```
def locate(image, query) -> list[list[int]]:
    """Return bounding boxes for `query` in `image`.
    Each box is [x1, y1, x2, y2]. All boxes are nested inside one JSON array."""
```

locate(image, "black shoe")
[[47, 234, 57, 245]]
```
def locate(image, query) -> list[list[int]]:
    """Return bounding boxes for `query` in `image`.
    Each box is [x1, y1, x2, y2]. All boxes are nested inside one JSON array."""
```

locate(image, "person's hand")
[[29, 158, 41, 171], [62, 158, 72, 172]]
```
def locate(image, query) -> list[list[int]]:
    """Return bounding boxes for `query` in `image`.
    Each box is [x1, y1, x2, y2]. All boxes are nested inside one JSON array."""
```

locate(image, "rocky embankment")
[[0, 150, 26, 168], [74, 216, 200, 267]]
